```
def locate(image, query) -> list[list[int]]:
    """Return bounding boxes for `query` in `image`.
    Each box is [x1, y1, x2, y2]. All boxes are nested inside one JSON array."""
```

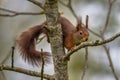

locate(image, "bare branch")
[[0, 64, 54, 80], [40, 49, 45, 80], [59, 0, 67, 7], [0, 50, 11, 64], [60, 0, 118, 79], [100, 0, 118, 79], [63, 32, 120, 60], [88, 28, 101, 38], [59, 0, 77, 19], [101, 0, 116, 36], [27, 0, 44, 9], [103, 45, 119, 80], [11, 46, 15, 68], [0, 47, 14, 80], [37, 35, 46, 44], [0, 7, 18, 13], [0, 71, 7, 80], [67, 0, 77, 19], [81, 47, 88, 80], [0, 7, 44, 17]]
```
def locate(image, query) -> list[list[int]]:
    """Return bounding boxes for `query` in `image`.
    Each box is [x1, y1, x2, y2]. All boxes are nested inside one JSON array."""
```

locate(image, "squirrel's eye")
[[79, 31, 83, 35]]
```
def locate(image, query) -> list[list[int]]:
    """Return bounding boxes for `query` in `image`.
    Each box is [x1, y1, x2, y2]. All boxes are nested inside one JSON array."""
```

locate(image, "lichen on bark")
[[44, 0, 68, 80]]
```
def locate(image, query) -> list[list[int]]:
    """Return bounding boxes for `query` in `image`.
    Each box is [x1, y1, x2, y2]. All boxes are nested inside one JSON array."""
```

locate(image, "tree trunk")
[[44, 0, 68, 80]]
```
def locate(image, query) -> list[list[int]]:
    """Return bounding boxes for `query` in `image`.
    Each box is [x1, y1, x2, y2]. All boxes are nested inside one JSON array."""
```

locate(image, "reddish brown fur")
[[17, 16, 89, 66], [17, 23, 50, 66]]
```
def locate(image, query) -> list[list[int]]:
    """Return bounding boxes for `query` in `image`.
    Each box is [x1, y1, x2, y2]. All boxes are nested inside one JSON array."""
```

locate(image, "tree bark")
[[44, 0, 68, 80]]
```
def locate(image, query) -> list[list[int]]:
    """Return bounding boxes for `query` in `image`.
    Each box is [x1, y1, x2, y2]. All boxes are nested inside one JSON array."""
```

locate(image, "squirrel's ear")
[[85, 15, 89, 29], [76, 17, 82, 31]]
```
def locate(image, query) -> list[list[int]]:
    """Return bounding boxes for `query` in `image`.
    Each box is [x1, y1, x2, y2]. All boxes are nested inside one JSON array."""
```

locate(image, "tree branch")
[[63, 32, 120, 60], [37, 35, 46, 44], [0, 65, 54, 80], [81, 47, 88, 80], [101, 0, 116, 36], [88, 28, 101, 38], [11, 46, 15, 68], [103, 45, 118, 80], [60, 1, 118, 79], [0, 7, 44, 17], [59, 0, 77, 19], [100, 0, 118, 80], [27, 0, 44, 9], [44, 0, 68, 80], [40, 49, 45, 80]]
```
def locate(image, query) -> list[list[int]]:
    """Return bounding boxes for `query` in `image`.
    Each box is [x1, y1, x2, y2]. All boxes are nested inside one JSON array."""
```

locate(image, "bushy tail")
[[17, 23, 51, 66]]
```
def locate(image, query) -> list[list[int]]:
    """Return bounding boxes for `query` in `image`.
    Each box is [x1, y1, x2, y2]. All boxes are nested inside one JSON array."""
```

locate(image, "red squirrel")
[[17, 16, 89, 66]]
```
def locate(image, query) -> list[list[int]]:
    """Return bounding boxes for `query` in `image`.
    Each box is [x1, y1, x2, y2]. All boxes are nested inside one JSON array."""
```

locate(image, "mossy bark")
[[44, 0, 68, 80]]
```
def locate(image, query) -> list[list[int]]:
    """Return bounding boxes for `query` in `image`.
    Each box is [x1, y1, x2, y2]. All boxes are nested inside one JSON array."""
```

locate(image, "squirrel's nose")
[[85, 38, 88, 41]]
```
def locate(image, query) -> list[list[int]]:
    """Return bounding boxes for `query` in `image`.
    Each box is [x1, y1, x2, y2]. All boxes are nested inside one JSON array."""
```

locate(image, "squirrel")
[[17, 16, 89, 66]]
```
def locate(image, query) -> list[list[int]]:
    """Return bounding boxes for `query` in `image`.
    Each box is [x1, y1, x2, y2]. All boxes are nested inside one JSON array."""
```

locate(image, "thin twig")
[[102, 43, 118, 80], [0, 7, 19, 13], [88, 28, 101, 38], [59, 0, 77, 19], [0, 71, 7, 80], [0, 47, 14, 80], [11, 46, 15, 68], [67, 0, 78, 19], [27, 0, 44, 9], [0, 7, 44, 17], [101, 39, 118, 80], [81, 47, 88, 80], [0, 12, 44, 17], [63, 32, 120, 60], [101, 0, 116, 36], [59, 0, 67, 7], [1, 50, 12, 64], [37, 35, 46, 44], [100, 0, 118, 80], [40, 49, 45, 80], [103, 45, 119, 80], [0, 64, 54, 80]]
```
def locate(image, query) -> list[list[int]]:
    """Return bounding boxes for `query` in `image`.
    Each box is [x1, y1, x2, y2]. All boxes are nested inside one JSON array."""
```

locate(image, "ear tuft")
[[76, 17, 82, 31], [76, 15, 89, 31], [85, 15, 89, 29]]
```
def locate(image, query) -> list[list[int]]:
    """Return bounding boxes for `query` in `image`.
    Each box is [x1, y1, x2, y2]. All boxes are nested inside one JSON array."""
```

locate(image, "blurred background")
[[0, 0, 120, 80]]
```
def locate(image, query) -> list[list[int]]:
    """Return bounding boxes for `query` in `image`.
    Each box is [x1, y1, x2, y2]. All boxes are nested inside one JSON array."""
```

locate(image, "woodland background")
[[0, 0, 120, 80]]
